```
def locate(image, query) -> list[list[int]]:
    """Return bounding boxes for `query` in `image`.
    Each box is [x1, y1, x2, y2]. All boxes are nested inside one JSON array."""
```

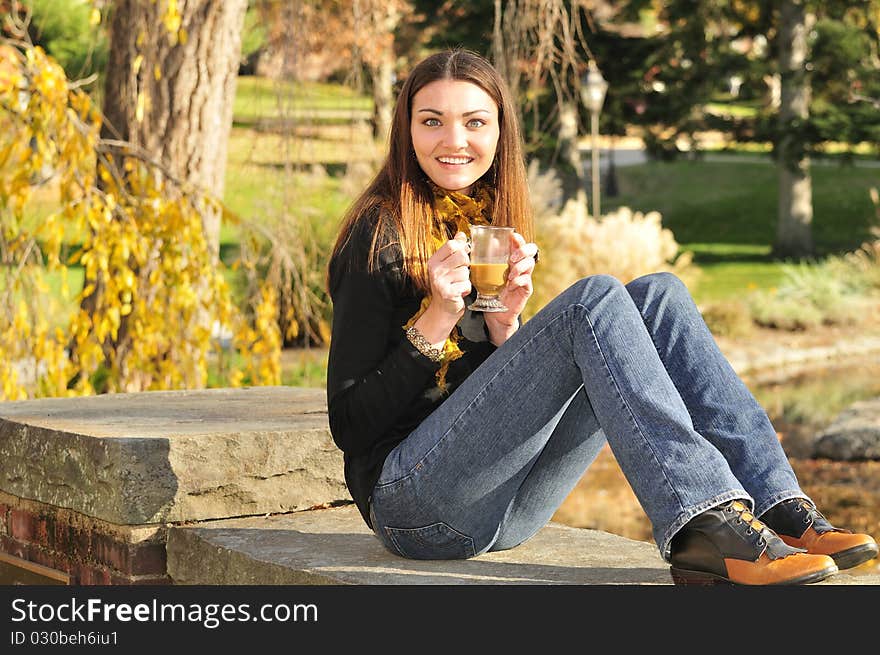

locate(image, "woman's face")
[[410, 79, 500, 195]]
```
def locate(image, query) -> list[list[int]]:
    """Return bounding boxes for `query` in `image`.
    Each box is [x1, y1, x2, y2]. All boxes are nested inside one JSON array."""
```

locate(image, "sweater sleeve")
[[326, 227, 439, 457]]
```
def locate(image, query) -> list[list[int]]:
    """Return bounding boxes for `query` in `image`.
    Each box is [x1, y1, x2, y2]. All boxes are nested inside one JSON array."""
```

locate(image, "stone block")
[[167, 503, 880, 586], [0, 386, 350, 525]]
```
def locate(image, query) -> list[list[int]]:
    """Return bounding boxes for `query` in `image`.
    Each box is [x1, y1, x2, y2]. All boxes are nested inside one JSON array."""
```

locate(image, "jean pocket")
[[384, 522, 476, 560]]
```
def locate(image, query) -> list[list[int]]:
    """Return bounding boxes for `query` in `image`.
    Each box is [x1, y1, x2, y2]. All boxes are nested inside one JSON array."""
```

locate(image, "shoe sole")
[[670, 564, 838, 586], [831, 543, 879, 570]]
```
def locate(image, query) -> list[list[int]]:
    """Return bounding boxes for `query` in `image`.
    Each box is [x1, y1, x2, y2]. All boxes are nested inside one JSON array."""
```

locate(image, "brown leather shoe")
[[670, 500, 839, 585], [759, 497, 879, 570]]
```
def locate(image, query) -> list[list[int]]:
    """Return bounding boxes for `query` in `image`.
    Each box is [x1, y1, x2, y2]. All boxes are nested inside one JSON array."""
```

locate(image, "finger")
[[450, 280, 472, 297], [510, 241, 539, 264], [507, 258, 535, 280], [508, 273, 534, 289], [447, 238, 472, 263], [452, 231, 470, 256], [509, 231, 527, 253], [437, 249, 470, 274], [447, 266, 471, 284], [430, 259, 470, 290], [433, 235, 470, 262]]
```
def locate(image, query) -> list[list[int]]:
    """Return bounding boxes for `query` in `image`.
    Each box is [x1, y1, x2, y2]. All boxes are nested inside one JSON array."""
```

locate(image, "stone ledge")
[[0, 386, 350, 525], [166, 503, 880, 585], [3, 386, 878, 586]]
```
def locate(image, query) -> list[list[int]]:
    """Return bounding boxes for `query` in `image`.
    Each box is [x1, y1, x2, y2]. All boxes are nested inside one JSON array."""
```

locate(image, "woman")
[[326, 48, 877, 585]]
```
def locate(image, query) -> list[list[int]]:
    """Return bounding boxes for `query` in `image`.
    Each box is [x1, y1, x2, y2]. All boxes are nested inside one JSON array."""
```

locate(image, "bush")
[[748, 293, 828, 331], [699, 300, 755, 339], [746, 242, 880, 331], [529, 194, 698, 318]]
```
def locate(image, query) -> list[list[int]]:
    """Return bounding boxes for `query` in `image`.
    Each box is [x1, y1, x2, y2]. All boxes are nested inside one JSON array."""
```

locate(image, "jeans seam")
[[573, 302, 686, 515]]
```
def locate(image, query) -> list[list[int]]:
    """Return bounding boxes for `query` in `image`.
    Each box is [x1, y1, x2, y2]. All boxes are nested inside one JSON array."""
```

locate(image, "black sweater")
[[326, 211, 497, 527]]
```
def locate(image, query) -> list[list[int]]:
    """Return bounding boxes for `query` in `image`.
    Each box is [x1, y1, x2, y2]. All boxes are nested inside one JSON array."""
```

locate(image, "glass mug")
[[467, 225, 513, 312]]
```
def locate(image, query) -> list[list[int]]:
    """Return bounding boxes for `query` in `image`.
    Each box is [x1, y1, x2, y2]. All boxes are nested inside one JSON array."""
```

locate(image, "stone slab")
[[0, 387, 350, 525], [166, 504, 880, 585]]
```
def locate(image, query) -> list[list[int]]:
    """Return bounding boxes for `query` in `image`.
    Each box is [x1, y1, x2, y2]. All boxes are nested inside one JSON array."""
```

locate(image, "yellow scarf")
[[404, 181, 494, 391]]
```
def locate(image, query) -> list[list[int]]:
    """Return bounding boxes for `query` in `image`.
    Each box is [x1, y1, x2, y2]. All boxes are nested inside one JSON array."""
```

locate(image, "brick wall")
[[0, 495, 170, 585]]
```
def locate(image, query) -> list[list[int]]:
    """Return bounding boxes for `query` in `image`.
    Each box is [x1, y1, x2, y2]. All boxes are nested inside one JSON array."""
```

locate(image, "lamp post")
[[580, 60, 608, 219]]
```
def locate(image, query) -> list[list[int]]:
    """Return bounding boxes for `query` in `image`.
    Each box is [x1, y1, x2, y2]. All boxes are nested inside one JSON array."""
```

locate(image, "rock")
[[813, 397, 880, 460]]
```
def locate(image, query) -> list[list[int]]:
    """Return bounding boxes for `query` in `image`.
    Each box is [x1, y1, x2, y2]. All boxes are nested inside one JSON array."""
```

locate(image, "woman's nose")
[[441, 123, 468, 149]]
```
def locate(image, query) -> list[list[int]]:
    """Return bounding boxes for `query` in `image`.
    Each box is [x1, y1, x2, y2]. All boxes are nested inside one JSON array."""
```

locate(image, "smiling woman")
[[322, 48, 877, 585]]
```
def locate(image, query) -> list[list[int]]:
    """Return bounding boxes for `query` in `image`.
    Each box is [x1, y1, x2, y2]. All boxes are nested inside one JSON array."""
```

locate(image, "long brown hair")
[[329, 48, 533, 294]]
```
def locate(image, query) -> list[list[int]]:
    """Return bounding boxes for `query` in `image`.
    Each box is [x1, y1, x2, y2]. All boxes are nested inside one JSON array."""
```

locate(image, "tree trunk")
[[558, 99, 587, 207], [365, 2, 400, 144], [774, 0, 814, 258], [371, 50, 394, 143], [101, 0, 248, 257]]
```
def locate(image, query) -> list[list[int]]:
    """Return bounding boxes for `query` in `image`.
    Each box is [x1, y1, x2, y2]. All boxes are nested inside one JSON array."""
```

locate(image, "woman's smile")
[[436, 155, 475, 166]]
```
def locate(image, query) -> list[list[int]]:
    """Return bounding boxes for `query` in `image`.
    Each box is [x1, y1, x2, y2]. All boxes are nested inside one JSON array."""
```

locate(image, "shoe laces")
[[727, 500, 767, 539], [726, 500, 808, 559], [790, 498, 836, 534]]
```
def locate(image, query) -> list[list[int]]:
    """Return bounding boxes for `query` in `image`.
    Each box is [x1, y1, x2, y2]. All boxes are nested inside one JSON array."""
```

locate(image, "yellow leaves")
[[136, 92, 146, 123], [1, 40, 280, 400], [132, 54, 144, 75], [0, 45, 24, 92], [229, 369, 246, 388], [161, 0, 184, 44], [317, 319, 332, 345], [89, 7, 102, 26], [284, 307, 299, 341]]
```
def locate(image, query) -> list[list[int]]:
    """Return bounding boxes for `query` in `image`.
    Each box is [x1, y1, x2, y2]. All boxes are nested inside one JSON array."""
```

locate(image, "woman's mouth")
[[436, 156, 474, 166]]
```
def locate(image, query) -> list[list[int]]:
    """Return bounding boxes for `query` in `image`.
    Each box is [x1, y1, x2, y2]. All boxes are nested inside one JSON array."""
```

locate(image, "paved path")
[[579, 146, 880, 169]]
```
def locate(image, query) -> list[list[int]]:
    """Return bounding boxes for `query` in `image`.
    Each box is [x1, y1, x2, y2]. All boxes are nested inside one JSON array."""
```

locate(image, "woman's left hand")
[[484, 231, 538, 346]]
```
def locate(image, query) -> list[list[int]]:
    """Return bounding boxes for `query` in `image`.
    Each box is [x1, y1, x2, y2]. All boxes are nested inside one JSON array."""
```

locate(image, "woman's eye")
[[466, 119, 486, 128], [423, 118, 441, 127]]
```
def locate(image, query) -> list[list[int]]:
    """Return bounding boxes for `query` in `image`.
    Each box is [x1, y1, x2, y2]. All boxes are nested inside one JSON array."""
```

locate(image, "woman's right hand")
[[426, 231, 472, 319]]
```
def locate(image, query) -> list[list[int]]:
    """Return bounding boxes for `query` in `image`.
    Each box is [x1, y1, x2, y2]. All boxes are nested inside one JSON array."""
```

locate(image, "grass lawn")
[[602, 158, 879, 303], [233, 76, 373, 127]]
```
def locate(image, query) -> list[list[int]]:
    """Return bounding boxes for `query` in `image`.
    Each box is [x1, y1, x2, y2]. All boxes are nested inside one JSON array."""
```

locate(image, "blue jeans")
[[369, 273, 807, 562]]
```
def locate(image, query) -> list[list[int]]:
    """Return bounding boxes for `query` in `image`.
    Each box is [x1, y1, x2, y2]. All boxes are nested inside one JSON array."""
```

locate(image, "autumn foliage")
[[0, 40, 281, 400]]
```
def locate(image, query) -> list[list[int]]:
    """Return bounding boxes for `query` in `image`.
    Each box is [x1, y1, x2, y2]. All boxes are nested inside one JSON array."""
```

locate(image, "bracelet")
[[405, 325, 444, 363]]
